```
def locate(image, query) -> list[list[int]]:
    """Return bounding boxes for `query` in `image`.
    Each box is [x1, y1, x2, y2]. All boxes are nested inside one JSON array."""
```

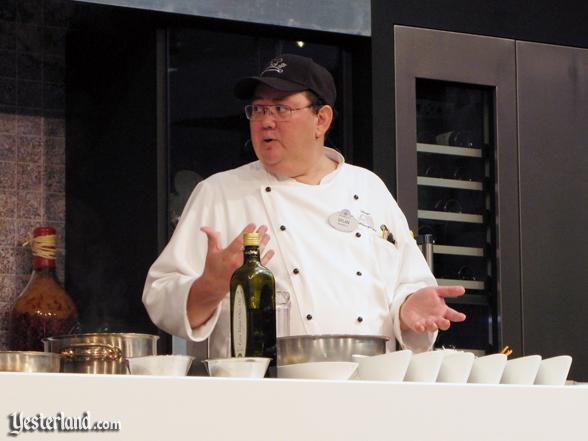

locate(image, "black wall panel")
[[66, 7, 160, 337]]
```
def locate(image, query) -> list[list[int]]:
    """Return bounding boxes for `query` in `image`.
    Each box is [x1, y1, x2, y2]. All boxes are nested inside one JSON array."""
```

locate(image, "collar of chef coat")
[[260, 147, 345, 186]]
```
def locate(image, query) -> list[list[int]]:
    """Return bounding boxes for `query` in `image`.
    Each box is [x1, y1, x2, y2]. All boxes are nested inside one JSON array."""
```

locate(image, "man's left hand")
[[399, 285, 466, 333]]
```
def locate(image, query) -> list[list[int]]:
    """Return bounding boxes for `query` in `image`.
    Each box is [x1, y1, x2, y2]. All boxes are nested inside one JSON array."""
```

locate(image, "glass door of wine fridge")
[[416, 79, 495, 351], [394, 26, 520, 354]]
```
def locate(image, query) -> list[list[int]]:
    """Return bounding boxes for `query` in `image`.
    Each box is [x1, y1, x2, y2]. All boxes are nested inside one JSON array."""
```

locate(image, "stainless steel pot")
[[0, 351, 61, 373], [43, 333, 159, 374], [277, 334, 388, 366]]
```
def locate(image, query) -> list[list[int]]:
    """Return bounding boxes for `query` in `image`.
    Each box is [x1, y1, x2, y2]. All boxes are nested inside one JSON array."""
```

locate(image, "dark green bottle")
[[230, 232, 277, 377]]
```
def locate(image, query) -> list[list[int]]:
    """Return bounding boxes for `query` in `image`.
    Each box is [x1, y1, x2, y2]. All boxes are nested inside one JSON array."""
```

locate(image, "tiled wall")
[[0, 0, 73, 349]]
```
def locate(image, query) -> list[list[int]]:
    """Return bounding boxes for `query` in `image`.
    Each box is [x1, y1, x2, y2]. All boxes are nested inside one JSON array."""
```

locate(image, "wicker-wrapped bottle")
[[8, 226, 78, 351]]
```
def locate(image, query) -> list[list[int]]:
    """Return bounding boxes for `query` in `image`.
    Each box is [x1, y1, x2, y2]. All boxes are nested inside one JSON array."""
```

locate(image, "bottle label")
[[232, 285, 247, 357]]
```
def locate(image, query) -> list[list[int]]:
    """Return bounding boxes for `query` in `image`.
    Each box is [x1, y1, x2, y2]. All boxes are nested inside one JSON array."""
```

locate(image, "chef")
[[142, 53, 466, 358]]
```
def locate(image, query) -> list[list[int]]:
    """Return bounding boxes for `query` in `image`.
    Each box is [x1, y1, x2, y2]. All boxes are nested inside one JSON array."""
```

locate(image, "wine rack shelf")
[[417, 176, 483, 191], [417, 210, 484, 224], [433, 244, 484, 257], [417, 142, 483, 158], [437, 278, 485, 291]]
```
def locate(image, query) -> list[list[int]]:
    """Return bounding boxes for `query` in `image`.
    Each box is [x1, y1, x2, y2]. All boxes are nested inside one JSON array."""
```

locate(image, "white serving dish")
[[278, 361, 358, 380], [352, 350, 412, 381], [404, 350, 445, 382], [437, 351, 475, 383], [500, 355, 542, 385], [534, 355, 573, 386], [127, 355, 194, 376], [467, 353, 508, 384], [203, 357, 270, 378]]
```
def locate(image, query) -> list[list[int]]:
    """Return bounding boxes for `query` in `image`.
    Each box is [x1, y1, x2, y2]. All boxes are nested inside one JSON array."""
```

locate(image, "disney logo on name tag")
[[328, 209, 358, 233]]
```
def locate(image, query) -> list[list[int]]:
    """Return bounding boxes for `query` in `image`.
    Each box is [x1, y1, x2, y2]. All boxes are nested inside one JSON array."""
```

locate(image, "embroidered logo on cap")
[[261, 57, 286, 76]]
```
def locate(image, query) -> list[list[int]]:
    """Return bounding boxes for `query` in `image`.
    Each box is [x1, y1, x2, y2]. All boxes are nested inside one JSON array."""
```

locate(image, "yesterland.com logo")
[[7, 411, 121, 436]]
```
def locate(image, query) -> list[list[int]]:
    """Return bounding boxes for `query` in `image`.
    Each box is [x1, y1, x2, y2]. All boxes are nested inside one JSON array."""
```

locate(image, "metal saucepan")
[[277, 334, 388, 366], [0, 351, 61, 373], [43, 333, 159, 374]]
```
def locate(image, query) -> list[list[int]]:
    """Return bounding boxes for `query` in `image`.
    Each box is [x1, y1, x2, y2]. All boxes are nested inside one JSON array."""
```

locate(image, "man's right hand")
[[187, 223, 274, 328]]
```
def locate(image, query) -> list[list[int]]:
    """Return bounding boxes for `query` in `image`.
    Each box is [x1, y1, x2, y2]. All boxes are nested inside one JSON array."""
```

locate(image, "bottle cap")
[[33, 226, 56, 238], [243, 232, 261, 246]]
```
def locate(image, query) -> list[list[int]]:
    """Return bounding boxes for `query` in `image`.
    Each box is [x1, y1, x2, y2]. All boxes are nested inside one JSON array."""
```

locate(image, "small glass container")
[[275, 290, 291, 338]]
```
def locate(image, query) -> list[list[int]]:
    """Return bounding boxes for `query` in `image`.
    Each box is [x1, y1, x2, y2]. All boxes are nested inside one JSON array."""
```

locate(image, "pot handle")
[[60, 344, 122, 361]]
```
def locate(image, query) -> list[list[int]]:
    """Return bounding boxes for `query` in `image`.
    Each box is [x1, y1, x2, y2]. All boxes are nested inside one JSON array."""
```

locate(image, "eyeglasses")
[[244, 103, 314, 121]]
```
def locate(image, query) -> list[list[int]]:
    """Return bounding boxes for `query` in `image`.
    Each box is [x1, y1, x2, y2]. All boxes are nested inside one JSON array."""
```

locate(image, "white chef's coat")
[[143, 148, 437, 358]]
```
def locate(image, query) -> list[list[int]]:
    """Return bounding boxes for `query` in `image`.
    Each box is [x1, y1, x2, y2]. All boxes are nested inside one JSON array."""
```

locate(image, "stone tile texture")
[[0, 1, 68, 349]]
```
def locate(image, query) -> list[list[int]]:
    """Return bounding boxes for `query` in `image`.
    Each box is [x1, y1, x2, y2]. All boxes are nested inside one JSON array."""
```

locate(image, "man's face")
[[249, 85, 323, 178]]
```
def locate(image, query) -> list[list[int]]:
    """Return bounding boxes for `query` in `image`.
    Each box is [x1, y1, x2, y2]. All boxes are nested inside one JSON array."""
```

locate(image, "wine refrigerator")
[[394, 25, 521, 354]]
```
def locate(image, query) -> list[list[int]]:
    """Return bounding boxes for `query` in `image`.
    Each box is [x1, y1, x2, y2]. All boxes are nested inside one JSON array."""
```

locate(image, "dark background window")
[[167, 29, 348, 229], [65, 4, 371, 352]]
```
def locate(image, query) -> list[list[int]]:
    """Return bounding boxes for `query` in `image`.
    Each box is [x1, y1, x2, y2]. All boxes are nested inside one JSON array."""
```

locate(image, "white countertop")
[[1, 372, 587, 440]]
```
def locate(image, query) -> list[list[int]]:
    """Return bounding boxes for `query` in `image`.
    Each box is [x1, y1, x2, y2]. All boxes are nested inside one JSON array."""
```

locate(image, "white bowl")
[[352, 350, 412, 381], [127, 355, 194, 376], [500, 355, 542, 385], [437, 352, 475, 383], [534, 355, 573, 386], [467, 353, 507, 384], [278, 361, 358, 380], [404, 350, 445, 382], [203, 357, 270, 378]]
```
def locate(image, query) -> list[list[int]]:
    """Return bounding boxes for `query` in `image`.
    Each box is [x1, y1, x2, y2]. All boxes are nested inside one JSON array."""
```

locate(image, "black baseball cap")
[[234, 53, 336, 106]]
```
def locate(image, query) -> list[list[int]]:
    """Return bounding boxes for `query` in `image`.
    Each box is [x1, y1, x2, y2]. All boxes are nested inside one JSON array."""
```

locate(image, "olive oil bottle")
[[230, 232, 277, 376]]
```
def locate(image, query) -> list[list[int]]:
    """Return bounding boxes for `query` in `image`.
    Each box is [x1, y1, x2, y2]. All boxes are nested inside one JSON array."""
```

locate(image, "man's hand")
[[187, 223, 275, 328], [399, 285, 466, 333]]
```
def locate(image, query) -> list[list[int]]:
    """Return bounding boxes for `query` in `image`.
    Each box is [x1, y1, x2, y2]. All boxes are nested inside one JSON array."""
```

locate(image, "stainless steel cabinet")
[[394, 27, 588, 379], [516, 41, 588, 379], [394, 26, 520, 354]]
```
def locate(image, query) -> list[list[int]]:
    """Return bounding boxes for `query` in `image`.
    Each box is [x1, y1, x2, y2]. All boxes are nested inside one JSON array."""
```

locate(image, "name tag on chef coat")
[[328, 209, 358, 233]]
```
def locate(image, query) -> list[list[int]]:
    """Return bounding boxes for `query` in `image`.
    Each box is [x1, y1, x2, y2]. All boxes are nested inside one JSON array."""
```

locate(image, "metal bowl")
[[43, 332, 159, 374], [0, 351, 61, 373], [277, 334, 388, 366]]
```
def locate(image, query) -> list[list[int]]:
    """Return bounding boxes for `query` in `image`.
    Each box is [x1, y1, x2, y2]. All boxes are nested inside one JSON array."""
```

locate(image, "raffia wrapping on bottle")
[[24, 234, 57, 259], [8, 228, 78, 351]]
